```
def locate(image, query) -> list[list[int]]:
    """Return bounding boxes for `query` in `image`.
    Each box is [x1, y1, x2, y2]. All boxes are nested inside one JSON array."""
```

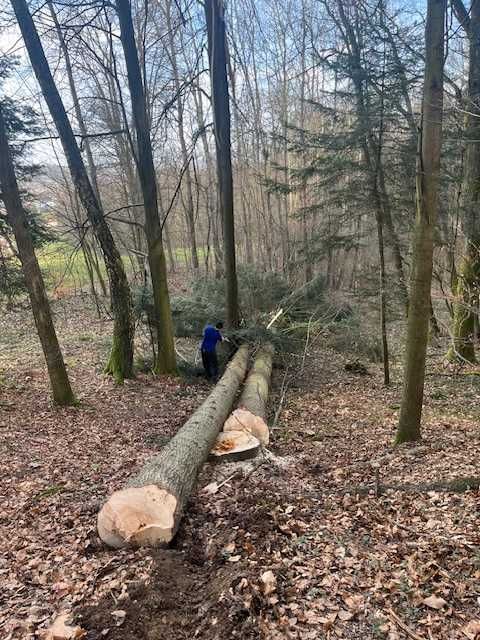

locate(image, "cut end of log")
[[210, 429, 261, 462], [97, 485, 177, 548], [224, 407, 269, 445]]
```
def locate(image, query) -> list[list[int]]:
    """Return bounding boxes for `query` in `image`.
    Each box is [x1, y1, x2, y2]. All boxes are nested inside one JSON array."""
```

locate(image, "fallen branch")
[[97, 345, 250, 548], [388, 608, 425, 640]]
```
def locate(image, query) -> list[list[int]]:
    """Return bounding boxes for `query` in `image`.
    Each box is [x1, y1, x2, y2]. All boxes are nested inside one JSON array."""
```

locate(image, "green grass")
[[36, 241, 208, 294], [173, 246, 209, 262], [37, 242, 103, 292]]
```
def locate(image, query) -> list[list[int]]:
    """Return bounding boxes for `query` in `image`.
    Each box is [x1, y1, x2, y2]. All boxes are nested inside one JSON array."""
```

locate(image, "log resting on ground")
[[210, 429, 261, 462], [223, 343, 274, 445], [97, 344, 250, 548]]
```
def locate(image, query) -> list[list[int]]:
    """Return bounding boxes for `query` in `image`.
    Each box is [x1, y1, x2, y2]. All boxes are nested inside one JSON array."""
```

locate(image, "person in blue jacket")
[[201, 321, 224, 380]]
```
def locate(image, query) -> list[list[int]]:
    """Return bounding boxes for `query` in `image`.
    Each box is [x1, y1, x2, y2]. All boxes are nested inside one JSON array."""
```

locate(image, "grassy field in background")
[[37, 242, 102, 293], [36, 241, 201, 293]]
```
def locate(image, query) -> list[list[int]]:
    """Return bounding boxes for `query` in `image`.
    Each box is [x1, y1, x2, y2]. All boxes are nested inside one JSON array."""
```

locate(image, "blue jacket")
[[201, 325, 222, 353]]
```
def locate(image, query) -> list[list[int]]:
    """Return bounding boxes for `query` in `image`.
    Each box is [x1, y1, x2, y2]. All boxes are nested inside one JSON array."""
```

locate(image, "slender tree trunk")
[[0, 106, 75, 405], [447, 0, 480, 363], [48, 2, 101, 200], [11, 0, 134, 383], [165, 0, 199, 271], [396, 0, 446, 443], [116, 0, 176, 374], [300, 0, 312, 284], [193, 87, 223, 277], [376, 211, 390, 386], [205, 0, 240, 328]]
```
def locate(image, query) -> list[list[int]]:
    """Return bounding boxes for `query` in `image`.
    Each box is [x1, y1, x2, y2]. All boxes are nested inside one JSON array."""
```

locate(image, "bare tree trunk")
[[205, 0, 240, 328], [164, 0, 199, 271], [376, 210, 390, 386], [11, 0, 135, 384], [447, 0, 480, 363], [300, 1, 312, 283], [116, 0, 177, 374], [47, 1, 101, 200], [193, 87, 223, 277], [0, 106, 75, 406], [396, 0, 446, 443]]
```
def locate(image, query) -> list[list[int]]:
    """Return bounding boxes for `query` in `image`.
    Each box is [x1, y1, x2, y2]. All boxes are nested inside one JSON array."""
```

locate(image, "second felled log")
[[223, 343, 274, 446]]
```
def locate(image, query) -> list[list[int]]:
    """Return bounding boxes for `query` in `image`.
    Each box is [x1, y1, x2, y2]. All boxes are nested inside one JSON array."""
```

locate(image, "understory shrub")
[[326, 314, 383, 362]]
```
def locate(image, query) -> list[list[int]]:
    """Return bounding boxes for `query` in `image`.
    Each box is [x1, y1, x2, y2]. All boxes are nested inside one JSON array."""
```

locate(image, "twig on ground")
[[388, 608, 425, 640]]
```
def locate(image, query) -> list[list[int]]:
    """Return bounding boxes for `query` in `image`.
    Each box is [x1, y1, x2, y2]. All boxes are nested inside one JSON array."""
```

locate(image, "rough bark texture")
[[0, 106, 75, 406], [165, 0, 199, 271], [447, 0, 480, 363], [223, 344, 274, 444], [97, 345, 249, 548], [396, 0, 445, 444], [239, 344, 274, 417], [115, 0, 177, 374], [205, 0, 240, 328], [11, 0, 134, 383]]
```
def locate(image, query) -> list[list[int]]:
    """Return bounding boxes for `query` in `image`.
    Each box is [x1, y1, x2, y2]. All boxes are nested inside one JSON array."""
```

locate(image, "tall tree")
[[205, 0, 240, 328], [0, 104, 75, 405], [10, 0, 135, 383], [447, 0, 480, 363], [115, 0, 177, 374], [164, 0, 200, 272], [396, 0, 446, 443]]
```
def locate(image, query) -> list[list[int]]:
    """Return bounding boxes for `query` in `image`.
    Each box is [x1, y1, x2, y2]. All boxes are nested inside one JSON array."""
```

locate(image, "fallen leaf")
[[228, 555, 241, 562], [260, 570, 277, 595], [463, 621, 480, 640], [224, 542, 235, 554], [111, 610, 126, 627], [202, 481, 218, 494], [338, 608, 354, 621], [422, 595, 447, 610], [344, 594, 364, 612]]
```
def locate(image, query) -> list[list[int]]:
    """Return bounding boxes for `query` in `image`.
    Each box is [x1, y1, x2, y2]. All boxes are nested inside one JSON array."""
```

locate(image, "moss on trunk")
[[447, 254, 478, 363]]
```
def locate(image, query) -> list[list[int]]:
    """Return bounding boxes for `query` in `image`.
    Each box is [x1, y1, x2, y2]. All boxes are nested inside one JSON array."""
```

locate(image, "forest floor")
[[1, 296, 480, 640]]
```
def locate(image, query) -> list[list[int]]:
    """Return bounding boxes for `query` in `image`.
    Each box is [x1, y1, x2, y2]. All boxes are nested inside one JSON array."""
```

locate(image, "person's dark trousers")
[[201, 349, 219, 380]]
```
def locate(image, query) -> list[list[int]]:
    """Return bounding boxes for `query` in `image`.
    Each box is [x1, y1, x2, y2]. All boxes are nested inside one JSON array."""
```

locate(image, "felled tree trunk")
[[98, 345, 249, 548], [224, 344, 274, 446]]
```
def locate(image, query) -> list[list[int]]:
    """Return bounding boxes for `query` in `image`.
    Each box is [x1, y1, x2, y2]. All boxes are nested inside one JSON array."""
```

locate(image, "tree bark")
[[11, 0, 135, 384], [205, 0, 240, 328], [116, 0, 177, 374], [0, 105, 75, 406], [224, 343, 274, 445], [164, 0, 199, 271], [47, 1, 101, 201], [97, 344, 249, 548], [447, 0, 480, 363], [396, 0, 446, 444], [193, 87, 223, 277]]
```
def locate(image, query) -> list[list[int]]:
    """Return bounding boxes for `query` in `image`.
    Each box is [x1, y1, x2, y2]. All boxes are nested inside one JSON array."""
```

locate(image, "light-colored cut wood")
[[97, 345, 250, 548]]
